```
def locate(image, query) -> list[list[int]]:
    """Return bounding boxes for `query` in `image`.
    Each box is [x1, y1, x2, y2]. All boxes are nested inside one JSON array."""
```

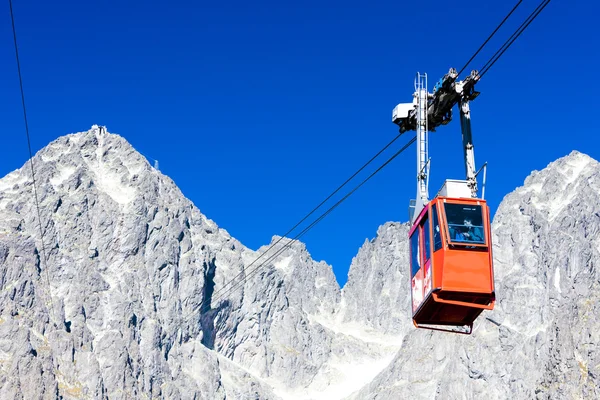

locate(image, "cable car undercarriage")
[[392, 68, 495, 335]]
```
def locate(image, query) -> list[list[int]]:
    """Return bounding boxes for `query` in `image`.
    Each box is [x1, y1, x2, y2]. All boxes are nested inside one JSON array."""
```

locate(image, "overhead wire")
[[6, 0, 550, 340], [479, 0, 551, 78], [188, 134, 415, 320], [206, 136, 417, 311], [7, 0, 415, 340], [198, 130, 408, 310], [180, 135, 417, 324], [9, 0, 56, 326], [457, 0, 524, 76], [179, 0, 553, 326]]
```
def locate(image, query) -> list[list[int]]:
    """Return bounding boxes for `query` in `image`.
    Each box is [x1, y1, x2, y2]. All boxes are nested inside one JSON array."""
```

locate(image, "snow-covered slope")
[[0, 126, 598, 399]]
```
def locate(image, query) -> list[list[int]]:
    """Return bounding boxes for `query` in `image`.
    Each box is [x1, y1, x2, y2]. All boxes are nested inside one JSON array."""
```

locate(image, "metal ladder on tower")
[[410, 72, 431, 225]]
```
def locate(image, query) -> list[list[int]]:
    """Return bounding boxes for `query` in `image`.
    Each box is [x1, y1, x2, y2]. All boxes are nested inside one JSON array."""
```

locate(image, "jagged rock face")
[[0, 127, 255, 399], [347, 150, 600, 399], [489, 150, 600, 398], [340, 222, 412, 336], [0, 126, 372, 399], [1, 125, 599, 400], [215, 236, 344, 391]]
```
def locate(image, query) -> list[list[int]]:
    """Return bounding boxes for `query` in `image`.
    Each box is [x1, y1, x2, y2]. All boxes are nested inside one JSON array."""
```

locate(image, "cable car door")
[[410, 227, 423, 313], [410, 208, 433, 314], [422, 213, 433, 299]]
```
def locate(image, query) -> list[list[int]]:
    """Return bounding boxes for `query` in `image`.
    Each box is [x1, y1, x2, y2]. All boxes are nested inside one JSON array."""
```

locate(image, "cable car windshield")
[[444, 203, 485, 245]]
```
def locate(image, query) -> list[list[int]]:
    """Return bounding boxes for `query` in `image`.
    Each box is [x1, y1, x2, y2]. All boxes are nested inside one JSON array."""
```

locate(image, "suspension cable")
[[479, 0, 551, 78], [180, 135, 417, 325], [179, 0, 551, 325], [9, 0, 56, 326], [203, 130, 407, 307], [457, 0, 524, 76]]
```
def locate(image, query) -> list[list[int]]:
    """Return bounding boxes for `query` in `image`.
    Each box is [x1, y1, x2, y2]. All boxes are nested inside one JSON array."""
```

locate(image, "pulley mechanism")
[[391, 69, 495, 335]]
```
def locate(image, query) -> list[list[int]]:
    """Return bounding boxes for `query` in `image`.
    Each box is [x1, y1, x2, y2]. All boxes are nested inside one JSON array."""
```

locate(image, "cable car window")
[[410, 231, 421, 277], [444, 203, 486, 245], [422, 216, 431, 262], [431, 204, 443, 252]]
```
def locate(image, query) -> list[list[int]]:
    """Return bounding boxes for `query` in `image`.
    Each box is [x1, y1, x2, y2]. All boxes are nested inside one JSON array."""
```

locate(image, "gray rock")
[[346, 150, 600, 399], [0, 126, 262, 399], [1, 126, 598, 400], [340, 221, 412, 337]]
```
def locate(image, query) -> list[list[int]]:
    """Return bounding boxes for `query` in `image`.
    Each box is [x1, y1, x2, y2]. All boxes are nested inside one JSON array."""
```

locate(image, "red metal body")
[[408, 196, 495, 334]]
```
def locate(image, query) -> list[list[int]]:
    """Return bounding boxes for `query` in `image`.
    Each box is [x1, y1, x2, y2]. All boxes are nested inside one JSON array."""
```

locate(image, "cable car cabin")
[[409, 196, 495, 334]]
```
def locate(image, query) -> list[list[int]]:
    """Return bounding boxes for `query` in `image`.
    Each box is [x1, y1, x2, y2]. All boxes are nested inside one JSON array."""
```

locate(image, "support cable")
[[479, 0, 551, 78], [178, 0, 551, 326], [202, 130, 407, 308], [9, 0, 56, 326], [180, 135, 417, 325], [457, 0, 524, 76]]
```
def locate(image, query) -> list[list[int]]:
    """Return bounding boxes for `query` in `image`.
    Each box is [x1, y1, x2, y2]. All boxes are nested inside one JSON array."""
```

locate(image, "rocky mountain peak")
[[1, 125, 599, 399], [503, 149, 599, 222]]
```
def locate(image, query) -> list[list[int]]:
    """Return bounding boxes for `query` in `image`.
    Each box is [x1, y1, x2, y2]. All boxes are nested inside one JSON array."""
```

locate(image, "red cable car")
[[408, 187, 495, 334], [393, 70, 495, 334]]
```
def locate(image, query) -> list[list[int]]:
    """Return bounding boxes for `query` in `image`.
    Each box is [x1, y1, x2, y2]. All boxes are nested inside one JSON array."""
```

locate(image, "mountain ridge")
[[0, 125, 598, 399]]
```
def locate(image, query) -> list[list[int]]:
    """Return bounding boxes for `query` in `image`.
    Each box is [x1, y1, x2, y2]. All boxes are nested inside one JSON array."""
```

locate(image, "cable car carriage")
[[393, 70, 495, 334], [408, 182, 494, 334]]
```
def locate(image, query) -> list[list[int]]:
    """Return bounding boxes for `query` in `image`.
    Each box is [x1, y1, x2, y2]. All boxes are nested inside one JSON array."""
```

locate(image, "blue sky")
[[2, 0, 598, 287]]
